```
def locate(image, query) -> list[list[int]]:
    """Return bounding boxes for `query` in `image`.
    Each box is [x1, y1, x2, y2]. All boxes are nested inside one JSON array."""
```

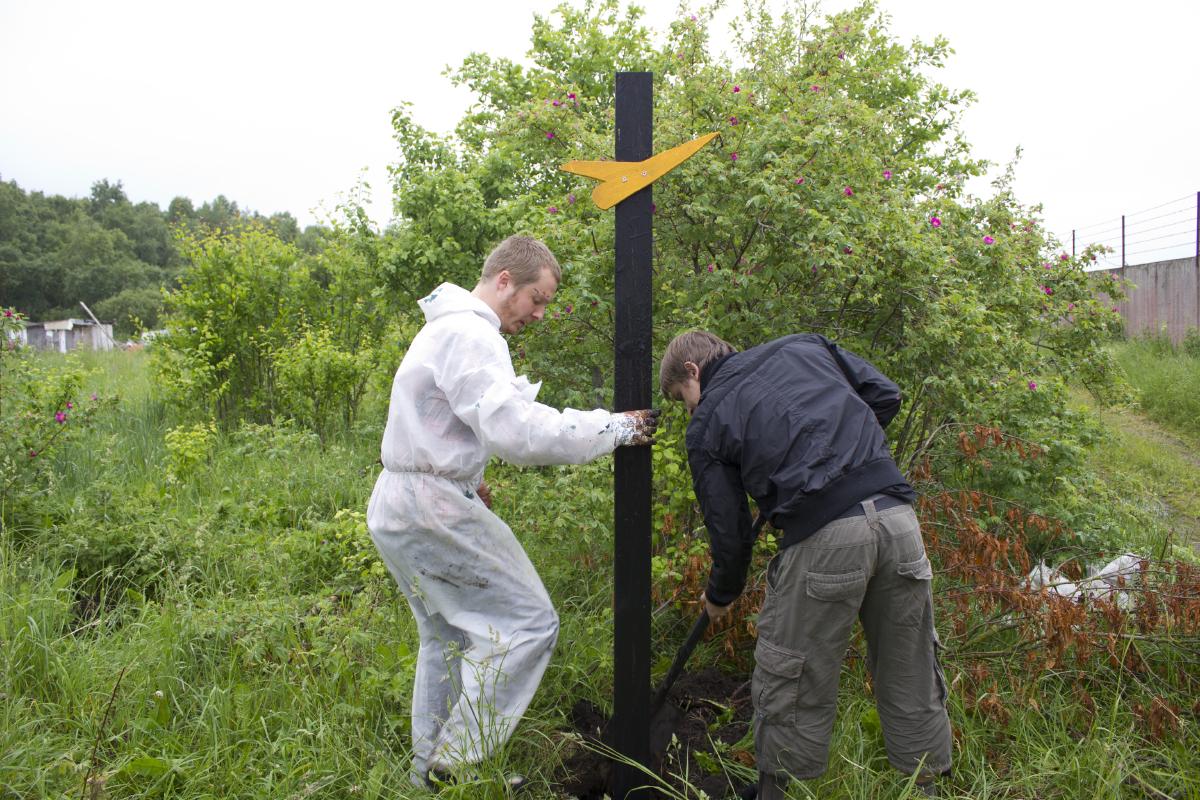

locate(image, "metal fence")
[[1066, 192, 1200, 344], [1066, 192, 1199, 270]]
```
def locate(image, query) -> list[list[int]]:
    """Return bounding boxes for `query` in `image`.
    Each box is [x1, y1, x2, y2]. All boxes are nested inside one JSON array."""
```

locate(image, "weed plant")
[[4, 353, 1200, 799], [1111, 332, 1200, 441]]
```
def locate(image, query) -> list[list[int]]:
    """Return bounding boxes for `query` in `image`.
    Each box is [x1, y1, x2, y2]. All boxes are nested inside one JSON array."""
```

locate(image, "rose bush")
[[1, 308, 112, 531], [383, 0, 1128, 543]]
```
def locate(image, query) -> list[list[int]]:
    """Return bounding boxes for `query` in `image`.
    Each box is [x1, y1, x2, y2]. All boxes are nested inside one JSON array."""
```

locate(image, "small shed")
[[22, 319, 114, 353]]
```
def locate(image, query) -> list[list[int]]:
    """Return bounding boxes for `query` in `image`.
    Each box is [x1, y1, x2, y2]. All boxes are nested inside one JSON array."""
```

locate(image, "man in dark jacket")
[[659, 331, 951, 799]]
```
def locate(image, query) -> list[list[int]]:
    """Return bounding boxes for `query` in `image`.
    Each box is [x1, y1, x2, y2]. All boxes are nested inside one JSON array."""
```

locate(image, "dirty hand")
[[613, 409, 661, 446], [701, 592, 733, 622], [476, 481, 493, 509]]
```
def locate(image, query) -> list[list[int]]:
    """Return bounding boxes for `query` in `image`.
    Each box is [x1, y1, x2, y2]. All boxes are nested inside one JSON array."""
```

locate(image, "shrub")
[[156, 223, 388, 436], [1, 309, 112, 530]]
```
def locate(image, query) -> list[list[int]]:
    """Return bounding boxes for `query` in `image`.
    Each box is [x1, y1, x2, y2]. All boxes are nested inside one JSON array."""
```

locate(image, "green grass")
[[1110, 334, 1200, 441], [1073, 393, 1200, 553], [3, 351, 1199, 799]]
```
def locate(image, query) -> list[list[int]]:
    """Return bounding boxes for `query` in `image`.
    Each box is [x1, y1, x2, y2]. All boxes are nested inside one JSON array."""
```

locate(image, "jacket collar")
[[700, 353, 734, 394]]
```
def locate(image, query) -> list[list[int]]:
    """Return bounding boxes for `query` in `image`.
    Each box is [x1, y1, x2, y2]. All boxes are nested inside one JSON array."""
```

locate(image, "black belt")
[[833, 493, 909, 520]]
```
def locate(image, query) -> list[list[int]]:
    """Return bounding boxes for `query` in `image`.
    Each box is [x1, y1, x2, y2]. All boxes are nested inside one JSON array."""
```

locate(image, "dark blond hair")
[[659, 330, 738, 397], [481, 235, 562, 288]]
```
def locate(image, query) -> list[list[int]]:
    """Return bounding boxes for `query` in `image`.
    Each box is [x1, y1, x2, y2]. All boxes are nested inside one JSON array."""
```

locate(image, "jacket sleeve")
[[825, 340, 902, 428], [689, 448, 754, 606], [437, 326, 619, 466]]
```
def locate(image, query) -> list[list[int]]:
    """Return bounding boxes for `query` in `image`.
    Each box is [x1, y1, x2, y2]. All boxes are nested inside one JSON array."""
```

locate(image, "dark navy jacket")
[[685, 334, 914, 606]]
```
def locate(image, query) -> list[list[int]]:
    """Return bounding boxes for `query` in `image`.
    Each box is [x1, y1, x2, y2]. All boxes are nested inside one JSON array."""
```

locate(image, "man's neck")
[[471, 282, 502, 320]]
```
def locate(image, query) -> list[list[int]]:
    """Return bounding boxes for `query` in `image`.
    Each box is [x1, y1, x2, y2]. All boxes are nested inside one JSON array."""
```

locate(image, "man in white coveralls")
[[366, 235, 659, 790]]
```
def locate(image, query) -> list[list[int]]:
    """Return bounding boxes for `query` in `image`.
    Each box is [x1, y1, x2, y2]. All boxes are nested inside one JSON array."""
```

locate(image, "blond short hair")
[[659, 330, 738, 397], [481, 235, 562, 288]]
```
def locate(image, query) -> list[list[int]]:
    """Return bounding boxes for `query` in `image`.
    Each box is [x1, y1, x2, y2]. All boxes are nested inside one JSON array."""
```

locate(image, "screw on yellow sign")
[[559, 132, 718, 210]]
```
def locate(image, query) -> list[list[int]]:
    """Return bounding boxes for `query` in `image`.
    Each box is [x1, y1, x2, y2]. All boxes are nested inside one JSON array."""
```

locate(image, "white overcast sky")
[[2, 0, 1197, 268]]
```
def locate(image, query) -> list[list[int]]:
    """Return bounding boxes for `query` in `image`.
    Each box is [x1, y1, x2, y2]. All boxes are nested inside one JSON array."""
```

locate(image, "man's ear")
[[684, 361, 700, 380], [495, 270, 513, 293]]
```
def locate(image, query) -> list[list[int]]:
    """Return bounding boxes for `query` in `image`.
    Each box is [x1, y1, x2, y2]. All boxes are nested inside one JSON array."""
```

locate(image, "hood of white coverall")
[[378, 282, 620, 483]]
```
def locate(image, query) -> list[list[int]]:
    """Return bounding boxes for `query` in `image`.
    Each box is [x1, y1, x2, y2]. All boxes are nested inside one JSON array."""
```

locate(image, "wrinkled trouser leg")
[[366, 472, 560, 781], [753, 499, 951, 796], [858, 505, 952, 777]]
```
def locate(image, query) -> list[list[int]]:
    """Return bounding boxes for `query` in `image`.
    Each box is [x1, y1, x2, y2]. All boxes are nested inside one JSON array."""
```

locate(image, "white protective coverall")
[[366, 282, 623, 780]]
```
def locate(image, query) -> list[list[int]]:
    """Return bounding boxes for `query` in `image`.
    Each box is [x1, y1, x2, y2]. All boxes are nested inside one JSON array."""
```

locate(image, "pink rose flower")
[[1028, 381, 1037, 391], [730, 152, 738, 161], [983, 235, 995, 245], [930, 216, 942, 228], [882, 170, 892, 180], [843, 186, 853, 196]]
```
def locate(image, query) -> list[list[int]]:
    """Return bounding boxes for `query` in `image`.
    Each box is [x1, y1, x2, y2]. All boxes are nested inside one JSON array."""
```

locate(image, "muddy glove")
[[701, 591, 734, 621], [476, 481, 493, 509], [613, 409, 660, 446]]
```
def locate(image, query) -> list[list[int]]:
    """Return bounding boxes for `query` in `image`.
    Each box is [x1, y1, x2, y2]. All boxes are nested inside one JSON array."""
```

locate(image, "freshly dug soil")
[[557, 667, 755, 799]]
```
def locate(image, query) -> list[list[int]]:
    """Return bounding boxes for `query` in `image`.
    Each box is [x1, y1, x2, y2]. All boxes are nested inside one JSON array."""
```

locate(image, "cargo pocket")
[[890, 555, 933, 627], [753, 638, 806, 727]]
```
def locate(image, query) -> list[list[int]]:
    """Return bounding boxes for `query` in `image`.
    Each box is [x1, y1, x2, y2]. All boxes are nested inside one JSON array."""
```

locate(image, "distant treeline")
[[0, 177, 329, 334]]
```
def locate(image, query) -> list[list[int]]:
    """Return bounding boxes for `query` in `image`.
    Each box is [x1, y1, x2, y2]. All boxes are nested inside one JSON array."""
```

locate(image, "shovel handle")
[[650, 608, 710, 713], [650, 512, 767, 712]]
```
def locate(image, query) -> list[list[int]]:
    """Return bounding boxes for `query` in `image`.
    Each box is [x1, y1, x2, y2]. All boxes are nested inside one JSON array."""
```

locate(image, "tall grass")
[[3, 351, 1199, 799], [1110, 332, 1200, 441]]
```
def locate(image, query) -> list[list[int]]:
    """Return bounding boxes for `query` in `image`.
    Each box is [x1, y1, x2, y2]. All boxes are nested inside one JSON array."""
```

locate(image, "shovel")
[[648, 513, 767, 721]]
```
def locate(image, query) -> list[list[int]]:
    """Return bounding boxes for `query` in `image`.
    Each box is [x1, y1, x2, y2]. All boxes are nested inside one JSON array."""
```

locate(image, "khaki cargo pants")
[[753, 496, 952, 796]]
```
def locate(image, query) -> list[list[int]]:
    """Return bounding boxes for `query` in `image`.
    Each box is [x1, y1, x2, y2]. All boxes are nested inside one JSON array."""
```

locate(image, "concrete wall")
[[1098, 257, 1199, 344]]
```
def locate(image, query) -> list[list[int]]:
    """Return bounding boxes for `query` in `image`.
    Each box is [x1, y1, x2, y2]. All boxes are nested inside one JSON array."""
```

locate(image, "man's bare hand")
[[613, 409, 661, 446], [701, 592, 733, 621], [476, 481, 493, 509]]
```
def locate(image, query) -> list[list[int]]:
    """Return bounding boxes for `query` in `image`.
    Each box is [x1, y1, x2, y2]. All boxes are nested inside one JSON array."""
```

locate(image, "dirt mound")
[[556, 667, 755, 799]]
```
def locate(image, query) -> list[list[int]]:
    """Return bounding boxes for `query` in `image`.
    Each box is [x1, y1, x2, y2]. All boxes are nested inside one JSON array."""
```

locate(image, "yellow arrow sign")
[[559, 132, 718, 210]]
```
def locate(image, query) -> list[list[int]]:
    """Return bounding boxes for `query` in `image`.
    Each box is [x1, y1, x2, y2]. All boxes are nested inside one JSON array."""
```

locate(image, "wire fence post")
[[1072, 229, 1076, 257], [1121, 215, 1126, 267], [1195, 191, 1199, 332]]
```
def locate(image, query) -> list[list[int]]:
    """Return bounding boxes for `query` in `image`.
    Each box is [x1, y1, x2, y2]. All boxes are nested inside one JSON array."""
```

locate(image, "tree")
[[385, 0, 1125, 522], [167, 196, 195, 224], [94, 286, 165, 337], [195, 195, 241, 232]]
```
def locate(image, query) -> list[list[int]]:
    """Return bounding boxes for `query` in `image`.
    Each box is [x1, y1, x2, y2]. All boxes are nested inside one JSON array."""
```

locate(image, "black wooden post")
[[612, 70, 653, 800]]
